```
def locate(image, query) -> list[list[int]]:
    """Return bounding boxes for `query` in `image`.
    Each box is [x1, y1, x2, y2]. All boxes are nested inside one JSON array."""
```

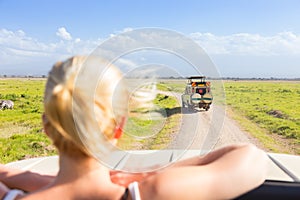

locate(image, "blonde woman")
[[0, 56, 268, 200]]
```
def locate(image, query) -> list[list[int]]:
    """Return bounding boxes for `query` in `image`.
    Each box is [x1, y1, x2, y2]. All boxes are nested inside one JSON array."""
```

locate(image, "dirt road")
[[166, 92, 263, 152]]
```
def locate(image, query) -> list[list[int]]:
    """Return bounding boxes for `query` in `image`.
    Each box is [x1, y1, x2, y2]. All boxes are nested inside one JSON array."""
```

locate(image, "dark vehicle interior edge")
[[236, 180, 300, 200]]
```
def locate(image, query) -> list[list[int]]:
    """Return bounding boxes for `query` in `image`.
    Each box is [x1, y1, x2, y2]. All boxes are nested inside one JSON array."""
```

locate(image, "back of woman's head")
[[43, 56, 128, 157]]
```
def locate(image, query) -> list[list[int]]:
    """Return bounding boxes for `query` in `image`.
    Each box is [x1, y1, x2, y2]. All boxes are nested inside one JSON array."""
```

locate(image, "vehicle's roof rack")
[[187, 76, 207, 83]]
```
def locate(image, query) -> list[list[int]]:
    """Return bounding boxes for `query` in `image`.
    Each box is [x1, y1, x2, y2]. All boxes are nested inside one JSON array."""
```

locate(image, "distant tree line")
[[0, 75, 299, 81], [159, 76, 300, 81], [0, 75, 47, 78]]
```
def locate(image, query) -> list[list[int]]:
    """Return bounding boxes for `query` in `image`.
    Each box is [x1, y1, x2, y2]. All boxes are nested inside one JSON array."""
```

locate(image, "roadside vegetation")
[[0, 79, 56, 163], [225, 81, 300, 154], [117, 93, 181, 150], [157, 80, 185, 93], [0, 78, 299, 163]]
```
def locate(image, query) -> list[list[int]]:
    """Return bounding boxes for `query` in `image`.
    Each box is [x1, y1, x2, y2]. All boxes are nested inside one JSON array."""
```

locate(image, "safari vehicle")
[[181, 76, 213, 111]]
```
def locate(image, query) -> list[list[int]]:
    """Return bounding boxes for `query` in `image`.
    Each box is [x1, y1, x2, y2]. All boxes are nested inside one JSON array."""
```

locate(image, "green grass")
[[157, 79, 185, 93], [0, 79, 45, 135], [225, 81, 300, 154], [117, 93, 181, 150], [0, 79, 57, 163], [0, 133, 56, 163]]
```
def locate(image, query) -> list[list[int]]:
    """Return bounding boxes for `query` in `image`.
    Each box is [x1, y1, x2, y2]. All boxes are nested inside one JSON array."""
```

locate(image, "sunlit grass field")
[[0, 78, 299, 163], [0, 79, 56, 163], [118, 93, 181, 150], [225, 81, 300, 154]]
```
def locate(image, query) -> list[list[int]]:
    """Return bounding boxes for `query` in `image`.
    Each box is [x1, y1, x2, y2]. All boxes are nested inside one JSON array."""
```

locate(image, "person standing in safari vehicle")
[[0, 56, 268, 200]]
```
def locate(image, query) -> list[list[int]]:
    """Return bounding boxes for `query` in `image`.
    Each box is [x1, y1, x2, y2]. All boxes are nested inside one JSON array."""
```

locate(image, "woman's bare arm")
[[0, 164, 54, 192], [170, 144, 245, 167], [139, 144, 268, 200], [111, 144, 247, 187]]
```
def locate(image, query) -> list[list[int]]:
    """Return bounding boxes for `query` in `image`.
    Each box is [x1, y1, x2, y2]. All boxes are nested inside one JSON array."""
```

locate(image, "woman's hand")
[[110, 171, 156, 187]]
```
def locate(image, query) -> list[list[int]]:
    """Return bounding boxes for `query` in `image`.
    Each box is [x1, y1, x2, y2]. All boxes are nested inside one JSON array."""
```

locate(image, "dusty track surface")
[[166, 92, 264, 152]]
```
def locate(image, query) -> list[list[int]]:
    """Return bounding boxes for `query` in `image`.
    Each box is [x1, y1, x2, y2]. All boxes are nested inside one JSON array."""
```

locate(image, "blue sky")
[[1, 0, 300, 77]]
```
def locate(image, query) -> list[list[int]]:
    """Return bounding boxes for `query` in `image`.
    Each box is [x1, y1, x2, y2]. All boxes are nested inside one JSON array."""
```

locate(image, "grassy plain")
[[0, 79, 56, 163], [117, 93, 181, 150], [225, 81, 300, 154], [0, 79, 299, 163]]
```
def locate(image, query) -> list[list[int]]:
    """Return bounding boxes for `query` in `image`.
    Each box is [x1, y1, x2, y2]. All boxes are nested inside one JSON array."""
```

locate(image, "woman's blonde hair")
[[43, 56, 128, 157]]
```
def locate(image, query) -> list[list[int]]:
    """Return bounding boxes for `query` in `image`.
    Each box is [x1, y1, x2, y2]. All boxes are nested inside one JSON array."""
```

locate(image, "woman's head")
[[43, 56, 128, 157]]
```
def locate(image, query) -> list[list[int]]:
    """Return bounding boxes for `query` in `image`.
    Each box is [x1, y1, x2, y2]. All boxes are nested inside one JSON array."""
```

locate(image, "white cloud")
[[56, 27, 72, 41], [112, 27, 134, 36], [190, 32, 300, 56], [0, 29, 51, 65], [0, 28, 104, 75], [122, 27, 134, 33], [75, 38, 81, 43]]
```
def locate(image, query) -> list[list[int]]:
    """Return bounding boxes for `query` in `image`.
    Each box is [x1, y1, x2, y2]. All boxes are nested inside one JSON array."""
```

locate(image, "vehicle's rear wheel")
[[205, 104, 210, 111]]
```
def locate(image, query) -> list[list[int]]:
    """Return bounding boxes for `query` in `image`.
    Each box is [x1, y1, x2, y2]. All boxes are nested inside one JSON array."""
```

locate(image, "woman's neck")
[[58, 154, 109, 179], [46, 153, 125, 199]]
